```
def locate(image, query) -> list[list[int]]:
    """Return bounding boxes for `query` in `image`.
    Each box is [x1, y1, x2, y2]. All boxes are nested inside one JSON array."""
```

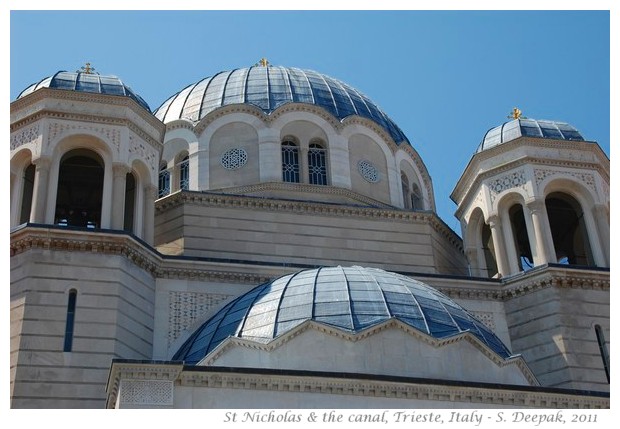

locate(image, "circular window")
[[358, 160, 380, 183], [221, 148, 248, 170]]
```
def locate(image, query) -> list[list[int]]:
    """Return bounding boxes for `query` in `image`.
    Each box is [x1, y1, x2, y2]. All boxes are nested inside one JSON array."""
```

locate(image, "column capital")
[[486, 214, 501, 228], [112, 163, 133, 177], [32, 156, 51, 168], [525, 197, 546, 212]]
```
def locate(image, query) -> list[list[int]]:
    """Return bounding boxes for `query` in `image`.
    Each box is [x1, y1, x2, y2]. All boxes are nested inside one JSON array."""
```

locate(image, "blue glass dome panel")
[[16, 71, 151, 112], [477, 118, 585, 152], [173, 266, 514, 364], [154, 66, 410, 146]]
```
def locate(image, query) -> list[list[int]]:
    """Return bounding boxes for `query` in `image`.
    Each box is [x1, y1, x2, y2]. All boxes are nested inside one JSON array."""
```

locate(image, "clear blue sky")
[[9, 9, 611, 233]]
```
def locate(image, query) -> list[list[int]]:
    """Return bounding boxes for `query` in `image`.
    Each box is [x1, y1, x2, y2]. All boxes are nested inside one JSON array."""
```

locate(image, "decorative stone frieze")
[[119, 380, 174, 406], [534, 168, 596, 193], [168, 291, 231, 346], [487, 169, 527, 204], [48, 121, 121, 151], [10, 124, 40, 151], [470, 311, 496, 330], [129, 135, 158, 172]]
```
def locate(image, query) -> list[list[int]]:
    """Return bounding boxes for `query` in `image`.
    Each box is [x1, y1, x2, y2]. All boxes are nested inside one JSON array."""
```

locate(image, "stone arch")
[[465, 207, 497, 278], [10, 147, 35, 227], [347, 132, 393, 205], [398, 157, 427, 210], [541, 177, 606, 267]]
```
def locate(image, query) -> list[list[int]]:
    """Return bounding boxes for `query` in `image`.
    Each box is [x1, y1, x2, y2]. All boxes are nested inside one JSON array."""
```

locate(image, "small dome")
[[477, 118, 585, 153], [154, 65, 410, 145], [16, 71, 151, 112], [173, 266, 513, 364]]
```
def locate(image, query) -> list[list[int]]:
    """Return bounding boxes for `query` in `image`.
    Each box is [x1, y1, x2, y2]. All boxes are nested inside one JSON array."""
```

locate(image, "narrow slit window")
[[63, 290, 77, 352], [595, 324, 610, 383]]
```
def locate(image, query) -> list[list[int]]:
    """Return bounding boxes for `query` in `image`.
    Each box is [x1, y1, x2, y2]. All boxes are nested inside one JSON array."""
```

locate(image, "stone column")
[[487, 215, 510, 277], [142, 185, 157, 245], [10, 170, 21, 227], [29, 157, 51, 223], [592, 204, 610, 266], [111, 164, 132, 230], [526, 198, 556, 264]]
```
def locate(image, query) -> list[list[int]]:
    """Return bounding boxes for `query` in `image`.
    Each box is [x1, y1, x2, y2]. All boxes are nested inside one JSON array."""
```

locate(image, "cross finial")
[[508, 107, 523, 120], [77, 62, 97, 74], [256, 58, 270, 67]]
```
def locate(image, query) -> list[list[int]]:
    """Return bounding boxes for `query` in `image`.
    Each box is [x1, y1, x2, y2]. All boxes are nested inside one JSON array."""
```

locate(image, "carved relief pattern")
[[10, 124, 40, 151], [470, 311, 495, 331], [119, 380, 173, 406], [534, 168, 596, 193], [168, 291, 231, 346], [48, 122, 120, 150], [358, 160, 380, 183], [129, 136, 157, 172], [487, 169, 526, 203]]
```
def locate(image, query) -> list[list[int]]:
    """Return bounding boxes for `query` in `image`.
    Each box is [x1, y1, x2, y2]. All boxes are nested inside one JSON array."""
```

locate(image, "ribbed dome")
[[16, 71, 151, 112], [477, 118, 585, 153], [173, 266, 513, 365], [154, 65, 410, 145]]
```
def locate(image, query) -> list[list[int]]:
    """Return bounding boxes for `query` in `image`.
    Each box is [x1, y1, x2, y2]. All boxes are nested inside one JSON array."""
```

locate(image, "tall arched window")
[[124, 172, 136, 232], [158, 163, 170, 197], [411, 183, 423, 210], [63, 289, 77, 352], [595, 325, 610, 383], [308, 142, 327, 185], [546, 192, 593, 265], [509, 204, 534, 271], [19, 164, 35, 224], [54, 149, 104, 228], [481, 223, 498, 278], [401, 173, 411, 209], [281, 140, 300, 183], [179, 155, 190, 190]]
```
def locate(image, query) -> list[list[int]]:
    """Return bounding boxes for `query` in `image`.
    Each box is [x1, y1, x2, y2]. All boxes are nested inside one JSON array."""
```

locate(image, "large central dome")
[[154, 65, 410, 145], [173, 266, 513, 365]]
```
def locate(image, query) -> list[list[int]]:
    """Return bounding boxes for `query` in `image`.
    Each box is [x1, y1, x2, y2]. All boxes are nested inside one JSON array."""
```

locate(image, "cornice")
[[156, 190, 463, 252], [12, 87, 165, 132], [201, 318, 538, 386], [106, 361, 608, 409]]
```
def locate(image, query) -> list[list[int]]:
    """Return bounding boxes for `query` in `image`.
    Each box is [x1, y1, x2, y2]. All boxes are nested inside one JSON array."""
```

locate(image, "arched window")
[[509, 204, 534, 271], [63, 289, 77, 352], [411, 183, 423, 210], [54, 149, 104, 228], [281, 140, 300, 183], [308, 142, 327, 185], [179, 155, 189, 190], [401, 173, 411, 209], [124, 172, 136, 232], [19, 164, 35, 224], [546, 192, 594, 265], [158, 163, 170, 197], [481, 223, 498, 278], [595, 325, 610, 383]]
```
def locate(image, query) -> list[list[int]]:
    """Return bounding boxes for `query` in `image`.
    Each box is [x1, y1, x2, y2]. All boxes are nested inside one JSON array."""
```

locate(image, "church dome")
[[154, 65, 410, 145], [16, 70, 151, 112], [173, 266, 513, 365], [477, 118, 585, 153]]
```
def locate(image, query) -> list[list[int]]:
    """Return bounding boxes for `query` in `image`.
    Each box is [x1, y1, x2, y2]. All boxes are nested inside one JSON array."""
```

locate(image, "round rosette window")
[[358, 160, 380, 183], [221, 148, 248, 170]]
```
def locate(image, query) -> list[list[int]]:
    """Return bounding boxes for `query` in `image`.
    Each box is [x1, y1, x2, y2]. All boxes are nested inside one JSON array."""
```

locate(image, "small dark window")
[[158, 164, 170, 197], [179, 155, 189, 190], [63, 290, 77, 352], [595, 324, 610, 383]]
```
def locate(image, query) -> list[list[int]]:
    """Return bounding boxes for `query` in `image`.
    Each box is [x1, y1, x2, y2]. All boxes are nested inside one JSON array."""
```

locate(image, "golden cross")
[[508, 107, 522, 120], [79, 62, 96, 74], [258, 58, 269, 67]]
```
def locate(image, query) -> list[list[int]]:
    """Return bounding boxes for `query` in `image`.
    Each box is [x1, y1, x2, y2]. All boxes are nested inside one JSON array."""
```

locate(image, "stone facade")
[[9, 66, 610, 409]]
